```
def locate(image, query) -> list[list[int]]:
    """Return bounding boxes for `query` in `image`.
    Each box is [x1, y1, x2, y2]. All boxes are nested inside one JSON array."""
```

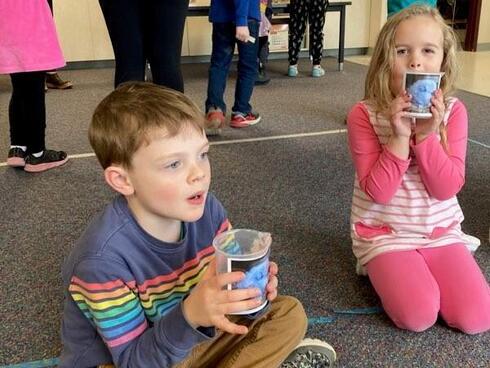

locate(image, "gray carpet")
[[0, 58, 489, 367]]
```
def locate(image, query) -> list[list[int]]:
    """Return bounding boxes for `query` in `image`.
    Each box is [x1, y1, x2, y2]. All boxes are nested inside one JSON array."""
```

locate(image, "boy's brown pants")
[[98, 295, 307, 368]]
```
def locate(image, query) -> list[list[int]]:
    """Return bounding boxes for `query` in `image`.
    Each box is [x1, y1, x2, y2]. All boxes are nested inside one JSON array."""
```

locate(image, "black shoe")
[[7, 147, 26, 168], [255, 68, 270, 85], [24, 150, 69, 173]]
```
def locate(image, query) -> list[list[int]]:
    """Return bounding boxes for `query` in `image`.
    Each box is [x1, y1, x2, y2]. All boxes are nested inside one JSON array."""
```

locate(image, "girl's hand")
[[265, 261, 279, 301], [389, 91, 413, 138], [415, 89, 445, 143]]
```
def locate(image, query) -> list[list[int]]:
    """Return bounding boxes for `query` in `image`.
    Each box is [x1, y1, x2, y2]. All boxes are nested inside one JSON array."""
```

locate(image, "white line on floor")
[[468, 138, 490, 149], [0, 129, 347, 167], [2, 130, 489, 167]]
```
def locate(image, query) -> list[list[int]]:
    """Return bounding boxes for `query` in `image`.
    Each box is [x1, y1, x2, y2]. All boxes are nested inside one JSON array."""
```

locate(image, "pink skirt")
[[0, 0, 65, 74]]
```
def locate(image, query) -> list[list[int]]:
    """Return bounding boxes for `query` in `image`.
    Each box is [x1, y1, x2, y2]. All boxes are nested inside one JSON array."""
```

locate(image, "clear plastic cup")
[[212, 229, 272, 315], [403, 71, 444, 119]]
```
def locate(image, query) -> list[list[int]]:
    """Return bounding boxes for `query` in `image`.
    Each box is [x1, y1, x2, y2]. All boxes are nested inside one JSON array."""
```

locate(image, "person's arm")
[[69, 259, 214, 368], [347, 103, 411, 204], [412, 100, 467, 200], [234, 0, 250, 26]]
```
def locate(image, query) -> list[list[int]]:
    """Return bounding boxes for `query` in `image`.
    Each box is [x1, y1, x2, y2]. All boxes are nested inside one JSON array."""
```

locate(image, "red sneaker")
[[230, 112, 261, 128], [205, 110, 226, 136]]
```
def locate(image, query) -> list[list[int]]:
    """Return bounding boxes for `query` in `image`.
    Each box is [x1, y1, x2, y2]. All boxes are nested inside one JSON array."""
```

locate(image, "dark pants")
[[206, 20, 259, 115], [98, 0, 188, 91], [288, 0, 328, 65], [9, 72, 47, 154]]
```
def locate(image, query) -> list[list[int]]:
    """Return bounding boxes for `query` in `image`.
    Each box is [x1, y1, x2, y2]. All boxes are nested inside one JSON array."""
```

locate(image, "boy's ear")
[[104, 165, 134, 196]]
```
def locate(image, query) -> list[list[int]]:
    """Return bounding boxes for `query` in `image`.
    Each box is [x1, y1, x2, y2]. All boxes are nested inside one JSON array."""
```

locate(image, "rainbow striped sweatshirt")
[[59, 194, 230, 367]]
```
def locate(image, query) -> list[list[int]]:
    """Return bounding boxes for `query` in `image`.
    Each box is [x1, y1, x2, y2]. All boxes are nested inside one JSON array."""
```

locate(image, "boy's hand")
[[236, 26, 250, 42], [183, 260, 263, 335], [265, 261, 279, 301], [415, 89, 445, 143]]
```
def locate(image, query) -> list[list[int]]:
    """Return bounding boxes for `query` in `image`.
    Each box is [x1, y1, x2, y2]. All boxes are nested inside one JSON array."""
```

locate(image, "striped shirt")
[[347, 98, 478, 274], [60, 194, 231, 367]]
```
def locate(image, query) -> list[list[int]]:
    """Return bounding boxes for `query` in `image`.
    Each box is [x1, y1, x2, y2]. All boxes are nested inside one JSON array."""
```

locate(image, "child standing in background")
[[347, 5, 490, 334], [255, 0, 273, 85], [0, 0, 69, 172], [205, 0, 262, 134], [287, 0, 328, 77]]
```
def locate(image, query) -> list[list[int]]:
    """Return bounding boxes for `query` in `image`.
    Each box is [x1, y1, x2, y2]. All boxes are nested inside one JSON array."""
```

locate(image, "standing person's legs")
[[233, 20, 260, 116], [145, 0, 189, 92], [98, 0, 146, 88], [8, 72, 68, 172], [9, 72, 46, 154], [367, 249, 440, 332], [420, 244, 490, 334], [288, 0, 308, 68], [307, 0, 327, 66], [205, 22, 236, 114], [175, 296, 307, 368]]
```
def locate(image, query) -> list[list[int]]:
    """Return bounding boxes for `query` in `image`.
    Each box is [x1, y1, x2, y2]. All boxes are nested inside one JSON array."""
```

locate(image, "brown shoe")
[[46, 73, 73, 90]]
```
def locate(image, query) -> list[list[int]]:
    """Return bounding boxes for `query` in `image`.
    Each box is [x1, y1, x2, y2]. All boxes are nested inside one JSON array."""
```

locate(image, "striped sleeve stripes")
[[69, 277, 148, 348]]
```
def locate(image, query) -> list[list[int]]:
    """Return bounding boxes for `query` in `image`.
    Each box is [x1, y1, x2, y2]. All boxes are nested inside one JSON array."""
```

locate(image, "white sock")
[[32, 151, 44, 158], [11, 145, 27, 152]]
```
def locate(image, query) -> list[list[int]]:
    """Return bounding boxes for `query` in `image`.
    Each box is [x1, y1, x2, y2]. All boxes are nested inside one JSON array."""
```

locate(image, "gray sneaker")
[[281, 338, 337, 368]]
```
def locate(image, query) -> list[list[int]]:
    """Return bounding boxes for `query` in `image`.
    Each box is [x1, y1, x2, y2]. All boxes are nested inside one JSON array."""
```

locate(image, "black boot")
[[255, 62, 270, 85]]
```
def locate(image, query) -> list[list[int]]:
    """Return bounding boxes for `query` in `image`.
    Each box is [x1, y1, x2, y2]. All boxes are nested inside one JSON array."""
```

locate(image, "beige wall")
[[52, 0, 490, 63], [479, 0, 490, 45]]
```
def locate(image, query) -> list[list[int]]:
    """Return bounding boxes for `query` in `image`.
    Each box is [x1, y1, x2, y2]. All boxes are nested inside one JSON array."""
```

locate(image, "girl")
[[0, 0, 68, 172], [346, 5, 490, 334], [287, 0, 328, 77]]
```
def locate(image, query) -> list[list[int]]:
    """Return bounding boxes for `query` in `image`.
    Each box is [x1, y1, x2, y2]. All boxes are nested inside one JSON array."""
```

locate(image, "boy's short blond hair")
[[89, 82, 205, 169]]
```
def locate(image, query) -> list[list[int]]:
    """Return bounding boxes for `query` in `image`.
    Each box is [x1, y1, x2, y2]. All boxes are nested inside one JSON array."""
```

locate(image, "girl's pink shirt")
[[0, 0, 65, 74], [347, 100, 468, 205]]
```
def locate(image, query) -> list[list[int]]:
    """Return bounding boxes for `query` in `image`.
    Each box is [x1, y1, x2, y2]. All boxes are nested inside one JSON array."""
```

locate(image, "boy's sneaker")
[[288, 65, 298, 77], [312, 65, 325, 78], [24, 150, 69, 173], [205, 109, 226, 136], [281, 338, 337, 368], [230, 112, 261, 128], [7, 147, 27, 168]]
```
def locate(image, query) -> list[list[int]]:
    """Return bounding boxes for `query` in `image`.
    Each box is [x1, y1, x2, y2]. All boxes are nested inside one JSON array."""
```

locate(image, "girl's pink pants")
[[367, 244, 490, 334]]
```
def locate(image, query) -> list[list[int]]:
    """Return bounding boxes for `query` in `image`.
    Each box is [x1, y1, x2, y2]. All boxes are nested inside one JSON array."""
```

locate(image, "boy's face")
[[125, 126, 211, 228], [390, 15, 444, 96]]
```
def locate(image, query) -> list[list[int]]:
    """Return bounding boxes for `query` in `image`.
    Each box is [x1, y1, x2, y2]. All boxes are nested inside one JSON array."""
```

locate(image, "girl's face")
[[390, 15, 444, 96]]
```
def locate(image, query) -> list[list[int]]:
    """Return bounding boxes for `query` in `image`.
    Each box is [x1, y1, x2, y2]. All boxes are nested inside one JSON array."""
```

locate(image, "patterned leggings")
[[288, 0, 328, 65]]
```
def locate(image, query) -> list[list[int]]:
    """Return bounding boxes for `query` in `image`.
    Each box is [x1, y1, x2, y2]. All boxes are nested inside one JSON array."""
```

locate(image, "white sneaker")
[[281, 338, 337, 367], [312, 65, 325, 77], [288, 64, 299, 77]]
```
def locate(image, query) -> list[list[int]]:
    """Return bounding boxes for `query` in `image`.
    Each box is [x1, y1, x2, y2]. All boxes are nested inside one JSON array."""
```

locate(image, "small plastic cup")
[[403, 71, 444, 119], [212, 229, 272, 315]]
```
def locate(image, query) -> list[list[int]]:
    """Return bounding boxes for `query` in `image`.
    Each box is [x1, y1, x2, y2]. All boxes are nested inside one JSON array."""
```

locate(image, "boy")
[[59, 83, 336, 367], [205, 0, 262, 134]]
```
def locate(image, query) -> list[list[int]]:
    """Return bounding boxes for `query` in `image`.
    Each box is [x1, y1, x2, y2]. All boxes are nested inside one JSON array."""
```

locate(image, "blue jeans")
[[206, 20, 259, 115]]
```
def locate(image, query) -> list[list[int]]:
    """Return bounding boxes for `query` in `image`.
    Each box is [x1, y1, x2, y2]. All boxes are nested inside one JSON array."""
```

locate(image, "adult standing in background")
[[45, 0, 74, 90], [0, 0, 69, 172], [388, 0, 436, 16], [98, 0, 189, 92]]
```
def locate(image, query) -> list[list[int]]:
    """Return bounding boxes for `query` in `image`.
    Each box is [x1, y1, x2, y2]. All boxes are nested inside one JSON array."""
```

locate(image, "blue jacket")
[[209, 0, 261, 26]]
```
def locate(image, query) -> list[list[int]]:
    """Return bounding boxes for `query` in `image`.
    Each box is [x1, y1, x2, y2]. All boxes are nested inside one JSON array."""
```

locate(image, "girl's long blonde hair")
[[364, 5, 459, 149]]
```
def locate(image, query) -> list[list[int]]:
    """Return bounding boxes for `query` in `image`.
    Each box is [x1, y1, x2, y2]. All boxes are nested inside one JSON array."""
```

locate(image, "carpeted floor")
[[0, 58, 489, 367]]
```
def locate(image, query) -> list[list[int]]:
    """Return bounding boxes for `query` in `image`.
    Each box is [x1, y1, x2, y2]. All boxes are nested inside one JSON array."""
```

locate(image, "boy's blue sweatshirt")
[[210, 0, 261, 26]]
